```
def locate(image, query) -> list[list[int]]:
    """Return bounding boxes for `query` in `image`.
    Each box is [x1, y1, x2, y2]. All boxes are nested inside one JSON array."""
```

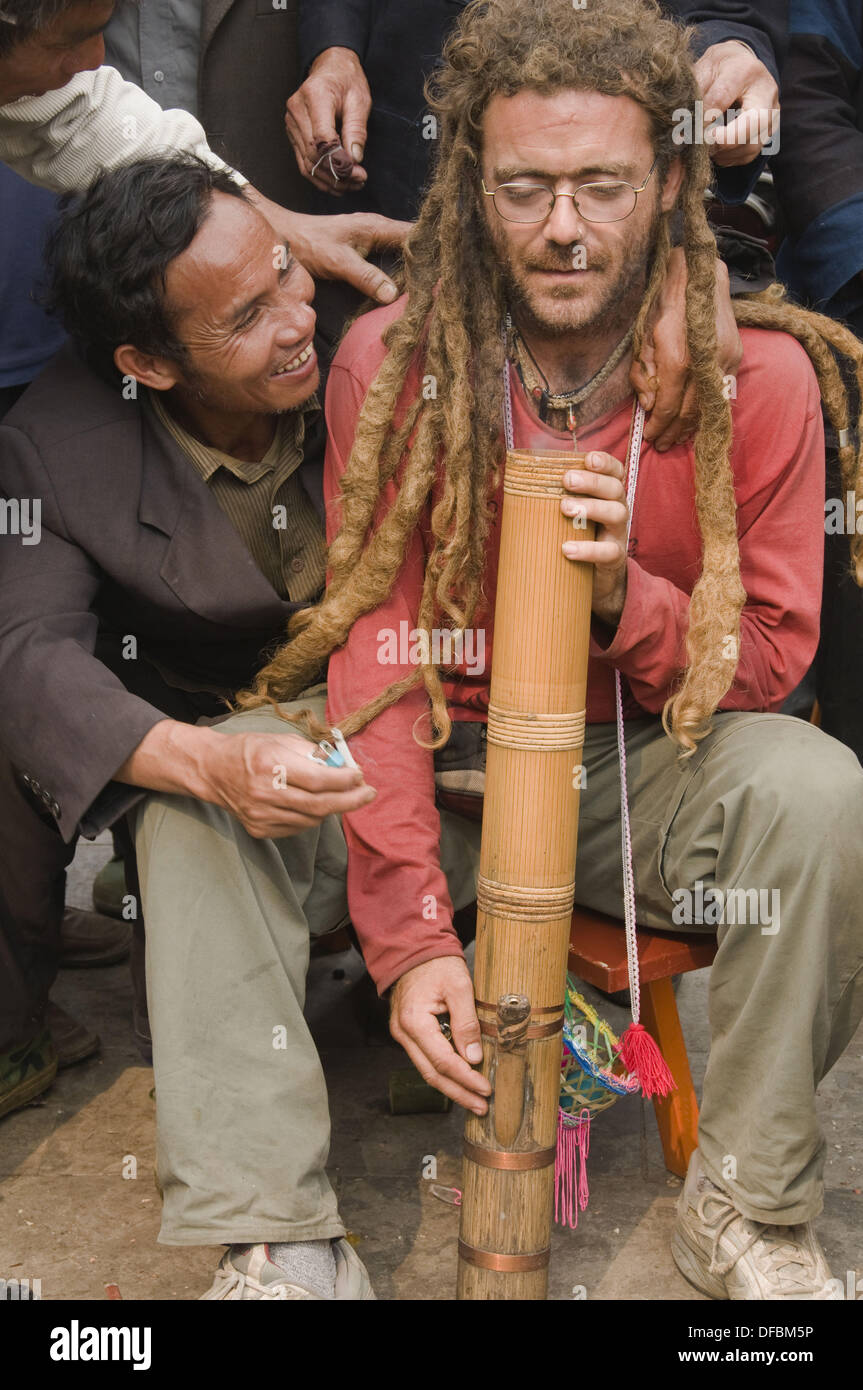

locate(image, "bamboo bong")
[[457, 447, 594, 1300]]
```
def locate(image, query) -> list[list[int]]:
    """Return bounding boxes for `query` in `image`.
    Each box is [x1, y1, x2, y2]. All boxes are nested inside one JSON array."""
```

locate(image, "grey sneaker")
[[0, 1029, 57, 1120], [671, 1149, 842, 1300], [199, 1240, 376, 1300]]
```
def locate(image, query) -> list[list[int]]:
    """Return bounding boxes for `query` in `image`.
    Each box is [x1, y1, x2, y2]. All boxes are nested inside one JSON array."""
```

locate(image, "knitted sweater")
[[0, 64, 240, 191]]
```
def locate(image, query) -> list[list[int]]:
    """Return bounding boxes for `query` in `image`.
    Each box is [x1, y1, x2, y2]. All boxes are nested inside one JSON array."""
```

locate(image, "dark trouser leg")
[[0, 747, 74, 1050], [817, 458, 863, 763]]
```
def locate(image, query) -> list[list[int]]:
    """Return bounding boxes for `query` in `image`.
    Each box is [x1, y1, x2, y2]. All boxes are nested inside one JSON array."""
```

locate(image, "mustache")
[[523, 251, 609, 273]]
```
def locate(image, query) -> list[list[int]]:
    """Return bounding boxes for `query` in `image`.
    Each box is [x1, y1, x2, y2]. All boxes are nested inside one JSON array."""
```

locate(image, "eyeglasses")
[[481, 158, 659, 224]]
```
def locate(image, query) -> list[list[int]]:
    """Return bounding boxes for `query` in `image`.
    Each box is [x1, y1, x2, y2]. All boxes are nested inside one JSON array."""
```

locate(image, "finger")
[[652, 380, 699, 451], [303, 147, 368, 191], [341, 83, 371, 165], [303, 80, 343, 150], [693, 53, 724, 110], [269, 783, 378, 822], [341, 252, 399, 303], [284, 94, 313, 141], [715, 104, 774, 149], [563, 467, 625, 500], [628, 339, 655, 408], [710, 112, 777, 166], [641, 366, 686, 443], [241, 788, 377, 840], [709, 133, 764, 167], [261, 745, 367, 793], [310, 171, 351, 196], [402, 1010, 491, 1094], [391, 1023, 490, 1113], [446, 979, 484, 1066], [696, 53, 765, 115], [284, 109, 313, 177], [354, 212, 414, 252], [562, 538, 626, 564], [561, 497, 628, 528], [582, 450, 625, 478], [629, 355, 657, 413], [284, 98, 322, 171], [303, 164, 368, 195], [708, 75, 778, 164]]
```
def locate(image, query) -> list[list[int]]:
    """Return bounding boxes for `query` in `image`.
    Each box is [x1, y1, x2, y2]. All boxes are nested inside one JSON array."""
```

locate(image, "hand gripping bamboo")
[[457, 448, 594, 1300]]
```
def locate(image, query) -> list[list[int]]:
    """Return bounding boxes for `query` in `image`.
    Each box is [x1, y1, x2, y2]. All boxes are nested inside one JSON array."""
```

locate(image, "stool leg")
[[640, 977, 699, 1179]]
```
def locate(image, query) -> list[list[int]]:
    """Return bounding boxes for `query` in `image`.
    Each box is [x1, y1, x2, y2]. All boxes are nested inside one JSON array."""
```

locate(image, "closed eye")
[[235, 306, 261, 331], [234, 255, 297, 332], [585, 182, 628, 198]]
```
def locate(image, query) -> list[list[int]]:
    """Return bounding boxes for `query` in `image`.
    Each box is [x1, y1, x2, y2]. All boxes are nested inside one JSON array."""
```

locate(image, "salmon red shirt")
[[324, 296, 824, 992]]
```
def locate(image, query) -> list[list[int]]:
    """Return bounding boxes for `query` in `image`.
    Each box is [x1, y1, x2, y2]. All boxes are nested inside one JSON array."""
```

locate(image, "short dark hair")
[[0, 0, 75, 56], [43, 155, 248, 385]]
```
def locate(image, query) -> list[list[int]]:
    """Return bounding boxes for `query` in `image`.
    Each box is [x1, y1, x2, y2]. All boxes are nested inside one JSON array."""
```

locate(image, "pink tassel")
[[618, 1022, 676, 1099], [555, 1109, 591, 1229]]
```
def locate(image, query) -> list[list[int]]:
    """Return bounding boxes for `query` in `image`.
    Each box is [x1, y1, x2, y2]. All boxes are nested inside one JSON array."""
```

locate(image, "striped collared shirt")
[[148, 390, 326, 603]]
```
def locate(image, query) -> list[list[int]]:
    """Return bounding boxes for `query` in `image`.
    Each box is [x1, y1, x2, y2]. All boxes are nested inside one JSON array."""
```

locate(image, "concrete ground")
[[1, 830, 861, 1302]]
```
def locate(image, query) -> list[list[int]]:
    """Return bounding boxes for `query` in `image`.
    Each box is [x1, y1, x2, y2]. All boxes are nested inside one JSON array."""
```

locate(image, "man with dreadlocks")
[[131, 0, 863, 1299], [226, 0, 863, 1298]]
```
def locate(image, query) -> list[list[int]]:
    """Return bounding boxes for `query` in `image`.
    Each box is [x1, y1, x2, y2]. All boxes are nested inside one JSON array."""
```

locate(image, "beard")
[[487, 209, 663, 341]]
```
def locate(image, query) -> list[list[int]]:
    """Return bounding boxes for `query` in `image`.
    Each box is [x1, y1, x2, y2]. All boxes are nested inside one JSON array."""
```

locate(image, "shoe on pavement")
[[0, 1029, 57, 1120], [671, 1148, 841, 1300], [92, 854, 128, 919], [200, 1240, 376, 1300], [45, 1002, 100, 1068], [60, 907, 131, 968]]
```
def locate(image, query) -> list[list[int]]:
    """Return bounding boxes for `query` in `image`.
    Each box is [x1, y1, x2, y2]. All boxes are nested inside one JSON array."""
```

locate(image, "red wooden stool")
[[568, 905, 717, 1177]]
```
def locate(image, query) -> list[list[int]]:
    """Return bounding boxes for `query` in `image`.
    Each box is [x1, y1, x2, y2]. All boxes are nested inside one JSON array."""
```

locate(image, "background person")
[[772, 0, 863, 763], [0, 0, 408, 304], [0, 0, 409, 1075]]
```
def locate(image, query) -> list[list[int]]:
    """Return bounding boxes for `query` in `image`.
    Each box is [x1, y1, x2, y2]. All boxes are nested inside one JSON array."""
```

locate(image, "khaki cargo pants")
[[134, 697, 863, 1244]]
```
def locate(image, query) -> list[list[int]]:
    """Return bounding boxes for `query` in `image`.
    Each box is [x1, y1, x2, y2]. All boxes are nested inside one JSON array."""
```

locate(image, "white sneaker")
[[200, 1240, 376, 1300], [671, 1149, 842, 1300]]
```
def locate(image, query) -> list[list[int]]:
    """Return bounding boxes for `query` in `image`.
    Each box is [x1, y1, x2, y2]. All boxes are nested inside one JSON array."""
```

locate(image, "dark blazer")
[[199, 0, 314, 212], [298, 0, 788, 220], [0, 345, 319, 844], [773, 0, 863, 318]]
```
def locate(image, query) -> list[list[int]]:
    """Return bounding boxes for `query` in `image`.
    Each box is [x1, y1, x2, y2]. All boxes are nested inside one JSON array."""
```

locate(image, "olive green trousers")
[[135, 700, 863, 1244]]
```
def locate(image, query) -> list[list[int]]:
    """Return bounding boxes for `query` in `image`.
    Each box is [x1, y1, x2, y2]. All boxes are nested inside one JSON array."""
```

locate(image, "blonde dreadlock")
[[237, 0, 863, 756]]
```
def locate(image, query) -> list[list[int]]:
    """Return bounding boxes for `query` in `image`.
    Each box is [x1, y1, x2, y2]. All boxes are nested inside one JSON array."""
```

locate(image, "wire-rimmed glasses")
[[481, 157, 658, 224]]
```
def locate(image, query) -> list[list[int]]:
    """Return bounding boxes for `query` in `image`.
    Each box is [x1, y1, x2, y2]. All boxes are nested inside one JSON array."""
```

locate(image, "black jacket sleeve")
[[771, 4, 863, 307], [773, 22, 863, 244], [299, 0, 372, 73], [670, 0, 788, 85]]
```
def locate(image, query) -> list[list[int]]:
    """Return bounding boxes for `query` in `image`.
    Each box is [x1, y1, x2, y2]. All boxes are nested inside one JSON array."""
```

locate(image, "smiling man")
[[0, 155, 393, 1296]]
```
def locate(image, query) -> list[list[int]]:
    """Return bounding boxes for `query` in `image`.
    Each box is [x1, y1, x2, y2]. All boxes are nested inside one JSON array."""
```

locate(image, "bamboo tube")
[[456, 448, 594, 1300]]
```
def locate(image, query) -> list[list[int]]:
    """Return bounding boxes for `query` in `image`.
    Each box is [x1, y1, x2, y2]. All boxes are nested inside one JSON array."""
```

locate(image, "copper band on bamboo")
[[502, 451, 570, 499], [476, 875, 575, 921], [478, 1018, 562, 1040], [457, 1240, 551, 1273], [463, 1141, 557, 1171], [486, 704, 586, 751]]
